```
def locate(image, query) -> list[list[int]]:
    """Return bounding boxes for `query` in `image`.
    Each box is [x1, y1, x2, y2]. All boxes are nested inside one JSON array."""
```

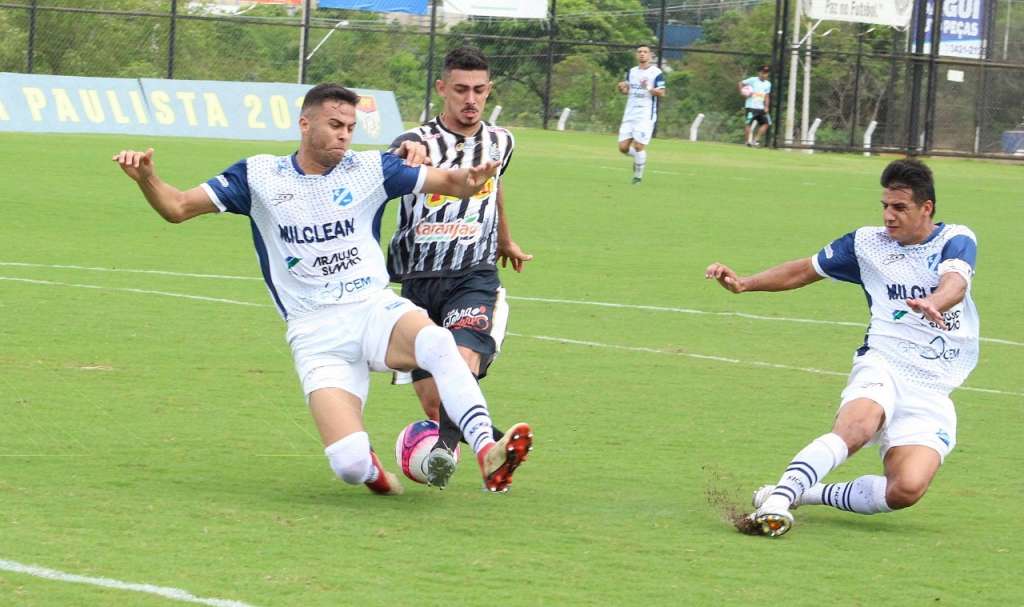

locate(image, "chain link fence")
[[1, 0, 1022, 158]]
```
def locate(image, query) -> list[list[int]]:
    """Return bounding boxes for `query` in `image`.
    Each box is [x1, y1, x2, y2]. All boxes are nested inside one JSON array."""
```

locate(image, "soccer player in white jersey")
[[705, 159, 979, 537], [387, 47, 533, 489], [616, 45, 666, 184], [112, 83, 534, 497], [738, 64, 772, 147]]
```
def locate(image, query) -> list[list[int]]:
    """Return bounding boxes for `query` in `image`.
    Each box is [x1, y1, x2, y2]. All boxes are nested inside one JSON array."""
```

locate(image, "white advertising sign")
[[443, 0, 547, 19], [801, 0, 914, 27]]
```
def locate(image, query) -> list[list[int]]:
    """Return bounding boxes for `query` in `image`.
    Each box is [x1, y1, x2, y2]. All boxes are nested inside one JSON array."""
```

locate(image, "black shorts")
[[745, 109, 771, 126], [401, 267, 500, 381]]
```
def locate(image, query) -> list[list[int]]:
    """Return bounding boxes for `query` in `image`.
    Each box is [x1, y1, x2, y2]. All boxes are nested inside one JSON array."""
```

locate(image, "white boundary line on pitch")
[[3, 275, 1020, 399], [1, 261, 1020, 347], [0, 559, 257, 607]]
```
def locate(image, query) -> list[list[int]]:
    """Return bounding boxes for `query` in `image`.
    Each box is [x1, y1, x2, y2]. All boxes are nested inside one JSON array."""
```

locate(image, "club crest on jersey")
[[333, 187, 354, 207], [927, 253, 940, 272], [489, 143, 501, 162]]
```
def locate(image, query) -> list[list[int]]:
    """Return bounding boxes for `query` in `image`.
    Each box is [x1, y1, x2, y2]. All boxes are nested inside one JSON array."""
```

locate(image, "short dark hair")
[[443, 47, 489, 77], [758, 64, 770, 73], [637, 44, 652, 50], [301, 83, 359, 114], [880, 158, 937, 216]]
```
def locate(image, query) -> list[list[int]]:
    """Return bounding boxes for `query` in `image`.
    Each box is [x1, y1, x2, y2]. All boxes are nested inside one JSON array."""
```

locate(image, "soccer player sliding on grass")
[[706, 158, 979, 537], [113, 83, 533, 497]]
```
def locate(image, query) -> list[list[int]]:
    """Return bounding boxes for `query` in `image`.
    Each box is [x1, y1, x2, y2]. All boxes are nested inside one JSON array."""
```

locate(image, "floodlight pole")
[[423, 0, 439, 123]]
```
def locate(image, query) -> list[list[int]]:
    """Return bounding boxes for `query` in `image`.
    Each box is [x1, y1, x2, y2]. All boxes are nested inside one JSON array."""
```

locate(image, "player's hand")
[[113, 148, 155, 182], [394, 140, 431, 167], [705, 262, 746, 293], [467, 160, 499, 189], [617, 81, 628, 94], [498, 240, 533, 273], [906, 298, 946, 329]]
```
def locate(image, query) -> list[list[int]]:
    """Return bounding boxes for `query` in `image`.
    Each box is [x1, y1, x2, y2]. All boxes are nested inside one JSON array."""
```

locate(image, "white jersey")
[[621, 65, 665, 123], [201, 151, 426, 320], [812, 223, 979, 393]]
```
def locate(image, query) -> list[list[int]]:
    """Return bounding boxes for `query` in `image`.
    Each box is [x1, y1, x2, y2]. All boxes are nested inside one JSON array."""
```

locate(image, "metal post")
[[923, 0, 943, 152], [784, 0, 801, 146], [168, 0, 177, 79], [848, 24, 864, 147], [423, 0, 438, 123], [1003, 0, 1013, 61], [542, 0, 557, 130], [657, 0, 667, 68], [298, 0, 311, 84], [800, 27, 811, 145], [770, 0, 789, 148], [906, 0, 928, 154], [27, 0, 37, 73]]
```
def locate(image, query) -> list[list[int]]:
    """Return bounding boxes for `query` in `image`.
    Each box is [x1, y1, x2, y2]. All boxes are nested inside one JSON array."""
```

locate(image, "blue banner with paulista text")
[[318, 0, 428, 14], [0, 73, 405, 145]]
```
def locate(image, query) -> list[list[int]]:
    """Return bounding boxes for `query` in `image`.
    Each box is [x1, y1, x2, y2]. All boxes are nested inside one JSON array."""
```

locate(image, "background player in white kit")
[[705, 158, 979, 537], [616, 45, 665, 184], [113, 83, 534, 497]]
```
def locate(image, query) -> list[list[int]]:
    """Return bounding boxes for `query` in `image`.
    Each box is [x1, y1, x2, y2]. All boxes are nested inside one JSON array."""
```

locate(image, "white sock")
[[324, 431, 374, 485], [627, 147, 636, 157], [414, 325, 495, 455], [800, 475, 893, 514], [633, 150, 646, 178], [763, 433, 848, 509]]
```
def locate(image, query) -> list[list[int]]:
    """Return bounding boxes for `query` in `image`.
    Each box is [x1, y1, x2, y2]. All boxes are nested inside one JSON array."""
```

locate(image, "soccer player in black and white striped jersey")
[[387, 47, 534, 490]]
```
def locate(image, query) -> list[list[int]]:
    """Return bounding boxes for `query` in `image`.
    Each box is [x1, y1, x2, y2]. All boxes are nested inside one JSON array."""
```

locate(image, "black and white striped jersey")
[[387, 117, 515, 281]]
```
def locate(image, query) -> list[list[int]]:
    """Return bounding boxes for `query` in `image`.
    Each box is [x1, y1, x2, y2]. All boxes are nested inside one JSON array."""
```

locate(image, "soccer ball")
[[394, 420, 460, 484], [740, 84, 754, 98]]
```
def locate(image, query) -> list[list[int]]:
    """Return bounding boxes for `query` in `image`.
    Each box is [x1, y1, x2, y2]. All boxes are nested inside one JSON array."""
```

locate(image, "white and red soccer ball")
[[394, 420, 460, 484], [740, 84, 754, 98]]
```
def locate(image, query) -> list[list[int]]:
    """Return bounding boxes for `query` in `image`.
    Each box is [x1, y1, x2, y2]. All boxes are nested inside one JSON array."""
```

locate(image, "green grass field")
[[1, 129, 1022, 606]]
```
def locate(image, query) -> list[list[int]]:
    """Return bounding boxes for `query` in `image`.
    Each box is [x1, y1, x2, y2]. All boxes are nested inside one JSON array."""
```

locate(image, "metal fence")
[[1, 0, 1022, 158]]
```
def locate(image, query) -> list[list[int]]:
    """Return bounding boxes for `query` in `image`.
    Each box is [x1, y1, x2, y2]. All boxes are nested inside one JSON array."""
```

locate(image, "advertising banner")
[[0, 73, 404, 145], [921, 0, 986, 58], [801, 0, 913, 27], [318, 0, 428, 13]]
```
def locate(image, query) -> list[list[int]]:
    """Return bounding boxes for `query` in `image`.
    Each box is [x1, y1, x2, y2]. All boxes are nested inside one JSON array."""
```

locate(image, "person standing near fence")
[[739, 64, 772, 147], [616, 45, 666, 184]]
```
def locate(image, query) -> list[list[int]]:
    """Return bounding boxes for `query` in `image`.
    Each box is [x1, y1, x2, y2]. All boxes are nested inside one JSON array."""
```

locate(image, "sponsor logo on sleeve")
[[216, 175, 229, 188], [882, 253, 906, 265]]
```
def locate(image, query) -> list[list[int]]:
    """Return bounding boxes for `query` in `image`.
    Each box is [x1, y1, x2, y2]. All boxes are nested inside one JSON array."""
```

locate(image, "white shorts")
[[618, 119, 654, 145], [285, 288, 424, 404], [839, 350, 957, 462]]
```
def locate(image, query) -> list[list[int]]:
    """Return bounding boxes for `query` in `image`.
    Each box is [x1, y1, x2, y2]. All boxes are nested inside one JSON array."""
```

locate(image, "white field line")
[[3, 274, 1021, 399], [1, 262, 1019, 347], [0, 559, 257, 607]]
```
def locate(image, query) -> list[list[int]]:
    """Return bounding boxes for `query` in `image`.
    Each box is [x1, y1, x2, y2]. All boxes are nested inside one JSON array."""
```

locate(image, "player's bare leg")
[[309, 387, 403, 495]]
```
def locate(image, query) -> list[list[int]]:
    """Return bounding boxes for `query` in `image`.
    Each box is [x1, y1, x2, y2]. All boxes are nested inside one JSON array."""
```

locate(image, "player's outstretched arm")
[[495, 184, 532, 273], [906, 272, 968, 330], [420, 160, 499, 200], [112, 148, 216, 223], [705, 257, 822, 294]]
